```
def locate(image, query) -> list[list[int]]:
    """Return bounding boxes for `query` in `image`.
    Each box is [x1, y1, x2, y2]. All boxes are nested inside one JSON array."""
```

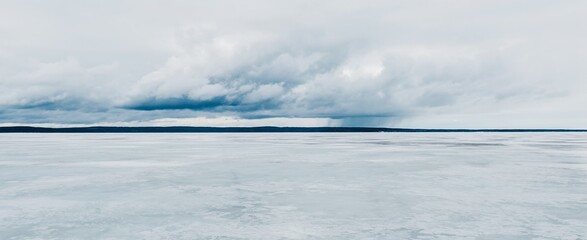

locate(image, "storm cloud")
[[1, 0, 586, 127]]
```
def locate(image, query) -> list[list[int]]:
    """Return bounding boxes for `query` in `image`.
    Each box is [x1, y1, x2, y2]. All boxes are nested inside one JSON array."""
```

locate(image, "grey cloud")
[[0, 0, 586, 127]]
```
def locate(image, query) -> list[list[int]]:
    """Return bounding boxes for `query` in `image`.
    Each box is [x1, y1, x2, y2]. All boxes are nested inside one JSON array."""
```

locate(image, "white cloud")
[[0, 0, 586, 128], [0, 116, 332, 128]]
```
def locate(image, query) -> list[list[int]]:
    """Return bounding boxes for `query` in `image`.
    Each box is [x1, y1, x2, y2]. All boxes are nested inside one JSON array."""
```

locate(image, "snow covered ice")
[[1, 133, 586, 239]]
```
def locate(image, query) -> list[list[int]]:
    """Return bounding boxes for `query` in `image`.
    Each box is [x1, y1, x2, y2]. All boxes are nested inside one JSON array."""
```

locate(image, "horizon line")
[[1, 126, 586, 133]]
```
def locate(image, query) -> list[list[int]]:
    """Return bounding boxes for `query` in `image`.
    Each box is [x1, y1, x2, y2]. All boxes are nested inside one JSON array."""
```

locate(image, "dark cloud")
[[125, 95, 281, 112], [126, 96, 235, 111]]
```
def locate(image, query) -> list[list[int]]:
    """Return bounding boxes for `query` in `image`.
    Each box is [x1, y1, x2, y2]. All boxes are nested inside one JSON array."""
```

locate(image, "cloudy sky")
[[1, 0, 586, 128]]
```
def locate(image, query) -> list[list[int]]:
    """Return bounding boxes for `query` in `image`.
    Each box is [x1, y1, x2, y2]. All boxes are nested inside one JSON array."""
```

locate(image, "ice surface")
[[1, 133, 586, 239]]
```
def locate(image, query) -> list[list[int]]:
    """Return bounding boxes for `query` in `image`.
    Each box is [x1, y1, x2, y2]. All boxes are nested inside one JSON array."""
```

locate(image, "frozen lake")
[[1, 133, 586, 239]]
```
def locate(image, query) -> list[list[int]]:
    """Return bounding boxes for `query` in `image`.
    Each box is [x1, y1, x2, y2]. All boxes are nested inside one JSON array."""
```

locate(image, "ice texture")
[[1, 133, 586, 239]]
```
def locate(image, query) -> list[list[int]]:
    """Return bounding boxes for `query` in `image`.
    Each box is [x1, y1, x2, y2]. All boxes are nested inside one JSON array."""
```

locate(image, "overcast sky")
[[1, 0, 586, 128]]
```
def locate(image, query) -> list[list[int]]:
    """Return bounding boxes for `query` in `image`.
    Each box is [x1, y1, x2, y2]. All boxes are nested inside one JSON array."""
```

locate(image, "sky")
[[1, 0, 586, 128]]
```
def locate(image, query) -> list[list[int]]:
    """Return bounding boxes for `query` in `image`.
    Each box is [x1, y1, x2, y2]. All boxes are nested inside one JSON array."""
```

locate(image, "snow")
[[1, 133, 586, 239]]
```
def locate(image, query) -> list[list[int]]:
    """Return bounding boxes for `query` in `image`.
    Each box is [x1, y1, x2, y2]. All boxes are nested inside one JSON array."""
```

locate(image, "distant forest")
[[1, 126, 585, 133]]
